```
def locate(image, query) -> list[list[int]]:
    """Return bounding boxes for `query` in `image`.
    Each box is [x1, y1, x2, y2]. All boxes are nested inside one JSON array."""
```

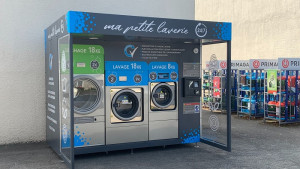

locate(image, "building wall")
[[196, 0, 300, 62], [0, 0, 195, 145]]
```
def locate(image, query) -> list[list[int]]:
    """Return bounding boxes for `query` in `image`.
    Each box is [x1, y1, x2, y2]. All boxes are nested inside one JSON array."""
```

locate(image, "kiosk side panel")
[[45, 15, 69, 155]]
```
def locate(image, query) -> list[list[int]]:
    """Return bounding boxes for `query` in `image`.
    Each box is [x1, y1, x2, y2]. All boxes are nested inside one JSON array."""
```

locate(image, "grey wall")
[[0, 0, 195, 144]]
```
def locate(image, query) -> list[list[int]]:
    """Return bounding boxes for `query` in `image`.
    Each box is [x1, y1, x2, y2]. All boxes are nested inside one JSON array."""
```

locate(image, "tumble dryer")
[[149, 62, 178, 140], [72, 44, 105, 147], [105, 61, 149, 145]]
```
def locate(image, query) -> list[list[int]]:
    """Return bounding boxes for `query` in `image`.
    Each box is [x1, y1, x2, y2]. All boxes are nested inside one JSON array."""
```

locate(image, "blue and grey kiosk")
[[45, 11, 232, 168]]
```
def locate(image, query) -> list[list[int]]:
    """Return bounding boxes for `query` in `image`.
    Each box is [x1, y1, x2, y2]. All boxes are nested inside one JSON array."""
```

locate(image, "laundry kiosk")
[[45, 11, 232, 168]]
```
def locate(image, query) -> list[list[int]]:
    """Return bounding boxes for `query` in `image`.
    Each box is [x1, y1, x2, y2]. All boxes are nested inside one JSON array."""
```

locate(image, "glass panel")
[[201, 40, 229, 149], [59, 34, 73, 166], [74, 77, 101, 114], [153, 85, 173, 107], [112, 91, 139, 120]]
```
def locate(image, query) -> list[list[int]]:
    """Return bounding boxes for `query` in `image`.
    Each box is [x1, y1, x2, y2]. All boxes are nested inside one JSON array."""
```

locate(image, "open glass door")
[[200, 40, 231, 151], [59, 34, 75, 168]]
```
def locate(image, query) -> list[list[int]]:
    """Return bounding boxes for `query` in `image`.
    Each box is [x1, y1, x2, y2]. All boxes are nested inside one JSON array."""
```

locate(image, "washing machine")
[[72, 44, 105, 147], [149, 62, 178, 140], [105, 61, 149, 145]]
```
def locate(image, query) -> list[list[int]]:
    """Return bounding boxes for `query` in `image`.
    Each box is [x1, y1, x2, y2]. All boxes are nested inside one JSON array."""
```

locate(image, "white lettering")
[[49, 125, 55, 132], [103, 20, 188, 36], [47, 115, 57, 124], [157, 21, 188, 34], [152, 65, 167, 69], [168, 63, 175, 69], [104, 24, 123, 31], [113, 65, 130, 69]]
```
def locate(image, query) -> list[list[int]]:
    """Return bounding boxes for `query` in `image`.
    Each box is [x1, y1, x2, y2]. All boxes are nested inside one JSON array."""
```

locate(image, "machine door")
[[58, 35, 74, 168], [200, 40, 231, 152], [152, 83, 175, 109], [112, 89, 140, 121], [73, 75, 102, 114]]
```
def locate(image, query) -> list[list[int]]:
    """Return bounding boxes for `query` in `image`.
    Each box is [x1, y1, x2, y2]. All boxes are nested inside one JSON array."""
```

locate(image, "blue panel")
[[149, 62, 178, 82], [61, 128, 71, 148], [212, 22, 232, 41], [64, 11, 232, 40], [74, 126, 91, 147], [105, 61, 148, 86], [180, 127, 200, 144], [66, 11, 96, 33]]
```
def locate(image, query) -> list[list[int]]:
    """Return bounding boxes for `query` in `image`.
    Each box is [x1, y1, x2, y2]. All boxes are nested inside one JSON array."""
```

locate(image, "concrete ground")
[[1, 115, 300, 169]]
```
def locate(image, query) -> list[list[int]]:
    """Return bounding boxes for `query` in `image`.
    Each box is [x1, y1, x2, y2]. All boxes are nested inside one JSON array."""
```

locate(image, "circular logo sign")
[[90, 60, 99, 69], [134, 74, 142, 83], [195, 23, 207, 38], [150, 72, 157, 80], [108, 74, 117, 84], [170, 72, 178, 80], [209, 115, 219, 132], [220, 61, 227, 69], [253, 60, 260, 69], [209, 54, 219, 70], [193, 48, 199, 54], [282, 59, 289, 68]]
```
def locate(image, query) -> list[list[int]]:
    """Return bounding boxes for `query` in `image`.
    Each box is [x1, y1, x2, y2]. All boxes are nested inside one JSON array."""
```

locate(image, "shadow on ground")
[[1, 115, 300, 169]]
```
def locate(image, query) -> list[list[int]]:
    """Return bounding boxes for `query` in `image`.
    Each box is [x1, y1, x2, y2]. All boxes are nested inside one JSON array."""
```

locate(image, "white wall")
[[0, 0, 195, 145], [196, 0, 300, 60]]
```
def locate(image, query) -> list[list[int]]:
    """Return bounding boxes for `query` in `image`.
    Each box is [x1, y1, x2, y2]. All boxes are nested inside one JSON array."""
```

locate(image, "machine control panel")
[[183, 78, 201, 97], [158, 73, 169, 79], [105, 61, 148, 86], [148, 62, 178, 82]]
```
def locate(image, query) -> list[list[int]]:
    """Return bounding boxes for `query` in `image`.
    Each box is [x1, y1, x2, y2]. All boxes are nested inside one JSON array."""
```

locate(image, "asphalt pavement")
[[1, 115, 300, 169]]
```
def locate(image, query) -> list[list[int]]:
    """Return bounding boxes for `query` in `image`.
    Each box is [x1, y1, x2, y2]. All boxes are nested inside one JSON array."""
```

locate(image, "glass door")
[[200, 40, 231, 151], [59, 34, 74, 168]]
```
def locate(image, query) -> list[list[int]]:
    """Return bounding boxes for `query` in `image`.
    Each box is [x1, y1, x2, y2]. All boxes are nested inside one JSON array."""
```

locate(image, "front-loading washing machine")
[[150, 82, 176, 111], [149, 62, 178, 140], [110, 88, 143, 123], [105, 61, 149, 145], [71, 44, 105, 147]]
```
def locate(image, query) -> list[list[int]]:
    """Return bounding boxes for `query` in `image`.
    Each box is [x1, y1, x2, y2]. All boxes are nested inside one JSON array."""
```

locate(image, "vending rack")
[[203, 60, 246, 113], [230, 60, 250, 112], [202, 62, 212, 109], [264, 58, 300, 125], [237, 59, 277, 118], [202, 60, 227, 113]]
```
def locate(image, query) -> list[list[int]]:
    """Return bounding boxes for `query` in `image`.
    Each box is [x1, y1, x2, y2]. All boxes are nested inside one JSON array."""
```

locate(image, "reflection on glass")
[[112, 92, 139, 120], [73, 78, 101, 114], [153, 85, 172, 107]]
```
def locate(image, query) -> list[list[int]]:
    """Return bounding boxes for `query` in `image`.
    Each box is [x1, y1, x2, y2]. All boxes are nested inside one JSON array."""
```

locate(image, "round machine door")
[[73, 76, 102, 115], [112, 89, 140, 121], [152, 83, 175, 109]]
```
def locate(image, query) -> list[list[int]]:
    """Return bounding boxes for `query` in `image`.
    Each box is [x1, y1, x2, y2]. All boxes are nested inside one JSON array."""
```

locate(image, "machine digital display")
[[119, 76, 127, 81], [158, 73, 169, 79], [77, 62, 86, 67]]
